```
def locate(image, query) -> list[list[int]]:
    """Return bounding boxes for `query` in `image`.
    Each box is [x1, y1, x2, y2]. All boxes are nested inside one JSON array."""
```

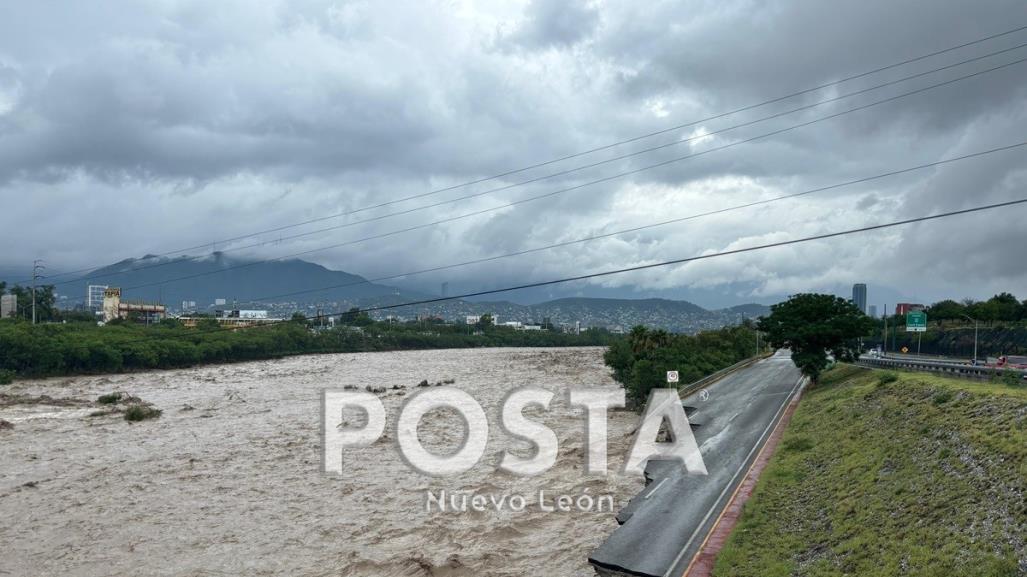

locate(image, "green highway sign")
[[906, 310, 927, 332]]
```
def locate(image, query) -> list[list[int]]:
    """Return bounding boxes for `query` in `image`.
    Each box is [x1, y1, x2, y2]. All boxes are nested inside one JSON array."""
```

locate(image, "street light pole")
[[962, 313, 978, 363], [883, 305, 888, 356]]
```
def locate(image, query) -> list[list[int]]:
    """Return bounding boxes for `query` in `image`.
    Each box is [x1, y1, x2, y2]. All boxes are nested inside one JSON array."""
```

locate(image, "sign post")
[[905, 310, 927, 332], [906, 310, 927, 356], [666, 371, 679, 386]]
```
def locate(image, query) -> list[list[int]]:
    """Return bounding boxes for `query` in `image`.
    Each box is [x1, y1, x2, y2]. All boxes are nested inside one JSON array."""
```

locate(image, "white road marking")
[[644, 477, 669, 499], [663, 375, 805, 577]]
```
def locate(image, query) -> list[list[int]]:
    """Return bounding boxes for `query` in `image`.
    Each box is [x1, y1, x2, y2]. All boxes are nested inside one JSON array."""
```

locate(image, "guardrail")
[[679, 353, 771, 398], [857, 356, 1027, 381]]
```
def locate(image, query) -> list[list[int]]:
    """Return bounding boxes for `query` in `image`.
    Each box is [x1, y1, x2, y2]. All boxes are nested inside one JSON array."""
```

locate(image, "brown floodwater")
[[0, 347, 642, 577]]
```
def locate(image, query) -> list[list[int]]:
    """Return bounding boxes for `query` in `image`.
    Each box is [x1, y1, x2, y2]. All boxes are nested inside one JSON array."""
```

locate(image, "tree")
[[7, 284, 57, 322], [475, 313, 494, 330], [928, 299, 965, 321], [758, 293, 875, 385], [340, 307, 372, 326], [982, 292, 1020, 322]]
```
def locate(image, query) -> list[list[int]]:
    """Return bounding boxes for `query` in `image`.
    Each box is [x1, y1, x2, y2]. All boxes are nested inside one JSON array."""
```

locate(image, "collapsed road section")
[[590, 350, 803, 577]]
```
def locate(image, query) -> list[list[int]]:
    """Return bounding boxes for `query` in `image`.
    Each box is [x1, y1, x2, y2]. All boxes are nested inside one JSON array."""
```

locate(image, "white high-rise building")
[[87, 285, 108, 311]]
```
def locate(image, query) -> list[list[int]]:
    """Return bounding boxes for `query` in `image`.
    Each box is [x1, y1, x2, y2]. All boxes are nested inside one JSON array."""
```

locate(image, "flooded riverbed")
[[0, 347, 641, 577]]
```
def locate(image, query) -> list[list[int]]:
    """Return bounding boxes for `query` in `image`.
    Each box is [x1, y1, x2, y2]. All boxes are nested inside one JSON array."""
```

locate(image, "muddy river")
[[0, 347, 642, 576]]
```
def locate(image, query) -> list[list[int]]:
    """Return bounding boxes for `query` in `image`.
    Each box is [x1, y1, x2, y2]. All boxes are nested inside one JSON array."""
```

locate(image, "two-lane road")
[[590, 350, 803, 577]]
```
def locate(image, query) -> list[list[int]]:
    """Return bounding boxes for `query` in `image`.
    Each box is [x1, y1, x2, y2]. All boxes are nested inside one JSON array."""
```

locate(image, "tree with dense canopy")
[[758, 293, 875, 384]]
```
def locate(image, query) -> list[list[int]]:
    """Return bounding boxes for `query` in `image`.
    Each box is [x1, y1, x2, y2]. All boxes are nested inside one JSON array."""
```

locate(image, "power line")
[[77, 39, 1027, 285], [25, 23, 1027, 286], [86, 194, 1027, 345], [102, 141, 1026, 305], [349, 197, 1027, 315], [55, 54, 1027, 294]]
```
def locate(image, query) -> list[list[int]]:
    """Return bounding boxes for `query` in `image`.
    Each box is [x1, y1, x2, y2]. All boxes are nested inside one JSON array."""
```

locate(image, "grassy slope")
[[713, 365, 1027, 577]]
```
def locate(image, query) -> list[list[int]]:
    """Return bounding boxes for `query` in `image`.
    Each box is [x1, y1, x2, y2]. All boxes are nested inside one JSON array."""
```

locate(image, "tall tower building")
[[852, 283, 867, 314], [87, 285, 108, 311]]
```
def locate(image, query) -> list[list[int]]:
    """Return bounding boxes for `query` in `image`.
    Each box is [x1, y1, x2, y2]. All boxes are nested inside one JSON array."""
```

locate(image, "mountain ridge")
[[2, 255, 770, 332]]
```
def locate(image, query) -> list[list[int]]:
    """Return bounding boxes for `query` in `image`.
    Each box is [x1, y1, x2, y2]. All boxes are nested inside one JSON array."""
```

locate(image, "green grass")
[[713, 364, 1027, 577]]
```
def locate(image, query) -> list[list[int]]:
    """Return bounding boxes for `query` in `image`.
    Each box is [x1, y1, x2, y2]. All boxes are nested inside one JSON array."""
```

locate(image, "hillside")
[[394, 297, 769, 333], [873, 324, 1027, 359], [63, 253, 420, 307], [713, 365, 1027, 576], [2, 254, 770, 332]]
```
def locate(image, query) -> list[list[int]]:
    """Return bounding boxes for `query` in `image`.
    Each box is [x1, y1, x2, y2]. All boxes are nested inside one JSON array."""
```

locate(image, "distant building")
[[215, 309, 269, 319], [466, 314, 498, 325], [101, 287, 166, 323], [895, 303, 925, 316], [851, 283, 867, 314], [1, 294, 16, 319], [87, 285, 108, 311], [214, 298, 227, 306], [868, 305, 878, 318]]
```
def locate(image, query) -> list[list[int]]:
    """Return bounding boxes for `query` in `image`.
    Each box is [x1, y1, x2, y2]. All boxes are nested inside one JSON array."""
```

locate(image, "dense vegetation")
[[0, 282, 63, 323], [603, 323, 761, 407], [0, 315, 619, 379], [713, 365, 1027, 577], [873, 325, 1027, 358], [759, 293, 874, 384], [921, 292, 1027, 322], [860, 292, 1027, 358]]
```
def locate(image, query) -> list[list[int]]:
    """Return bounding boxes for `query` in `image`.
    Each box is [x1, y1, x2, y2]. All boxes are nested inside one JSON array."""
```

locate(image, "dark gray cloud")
[[502, 0, 600, 49], [1, 0, 1026, 309]]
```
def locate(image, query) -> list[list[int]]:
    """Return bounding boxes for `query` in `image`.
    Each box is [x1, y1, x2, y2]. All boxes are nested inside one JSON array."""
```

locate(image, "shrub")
[[124, 405, 161, 422], [877, 372, 899, 386], [97, 392, 123, 404], [932, 390, 954, 405], [0, 369, 14, 385], [1000, 369, 1025, 388]]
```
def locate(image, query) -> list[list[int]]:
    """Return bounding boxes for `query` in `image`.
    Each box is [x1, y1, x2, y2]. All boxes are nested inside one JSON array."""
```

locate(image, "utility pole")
[[883, 304, 888, 356], [962, 313, 979, 364], [31, 260, 45, 325]]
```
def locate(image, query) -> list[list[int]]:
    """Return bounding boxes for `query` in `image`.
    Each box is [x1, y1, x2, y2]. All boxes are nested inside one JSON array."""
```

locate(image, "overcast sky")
[[2, 0, 1026, 309]]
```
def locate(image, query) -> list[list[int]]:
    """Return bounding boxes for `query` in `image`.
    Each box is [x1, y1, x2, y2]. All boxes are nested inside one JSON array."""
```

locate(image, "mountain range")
[[4, 254, 771, 333]]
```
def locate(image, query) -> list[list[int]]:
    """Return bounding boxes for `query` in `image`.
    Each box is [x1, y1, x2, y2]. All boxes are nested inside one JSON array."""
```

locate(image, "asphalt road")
[[589, 350, 803, 577]]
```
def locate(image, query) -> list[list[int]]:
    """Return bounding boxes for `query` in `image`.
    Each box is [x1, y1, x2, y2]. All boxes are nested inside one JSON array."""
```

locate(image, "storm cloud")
[[2, 0, 1026, 309]]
